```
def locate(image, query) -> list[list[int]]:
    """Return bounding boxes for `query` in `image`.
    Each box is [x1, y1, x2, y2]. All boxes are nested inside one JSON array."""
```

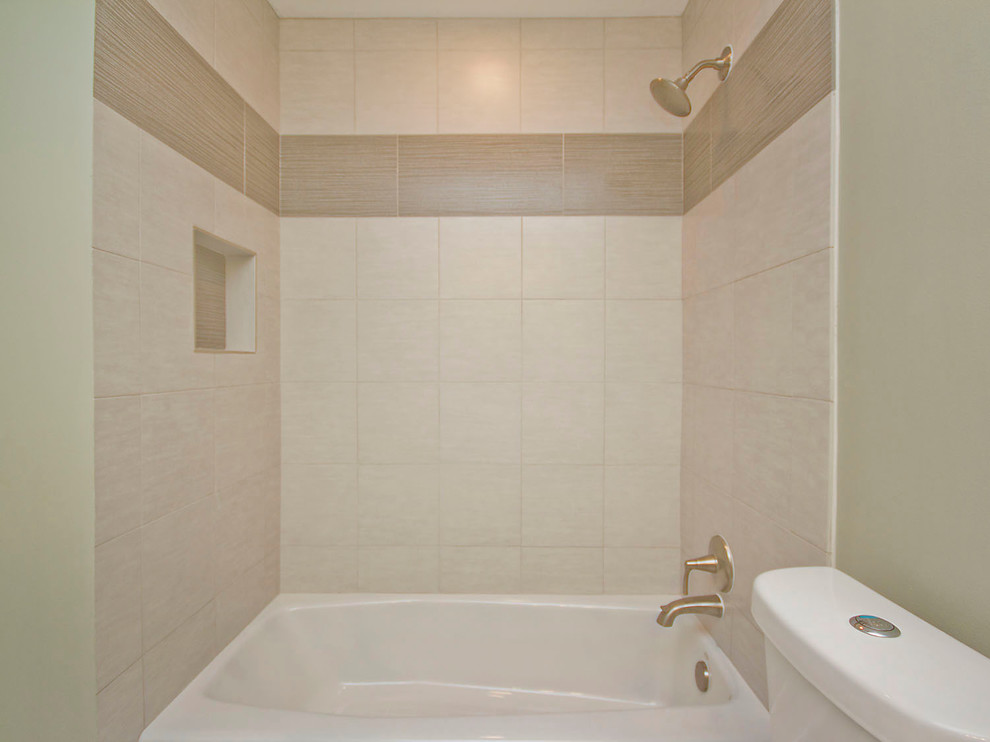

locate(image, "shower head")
[[650, 46, 733, 117]]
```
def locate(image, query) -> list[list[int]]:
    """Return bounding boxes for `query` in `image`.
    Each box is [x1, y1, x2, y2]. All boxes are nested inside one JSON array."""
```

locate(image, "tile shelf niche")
[[193, 228, 257, 353]]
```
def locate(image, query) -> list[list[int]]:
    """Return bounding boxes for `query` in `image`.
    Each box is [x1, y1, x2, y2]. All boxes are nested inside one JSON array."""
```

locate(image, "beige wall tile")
[[604, 383, 681, 465], [604, 548, 681, 593], [522, 465, 603, 547], [283, 300, 357, 382], [281, 19, 355, 51], [522, 50, 604, 132], [605, 301, 682, 382], [733, 250, 831, 400], [440, 547, 521, 592], [358, 465, 439, 545], [147, 0, 215, 61], [140, 134, 214, 275], [605, 217, 681, 299], [439, 464, 521, 546], [214, 293, 281, 388], [356, 50, 438, 134], [282, 464, 358, 546], [94, 250, 141, 398], [358, 383, 439, 463], [521, 548, 602, 593], [214, 0, 280, 129], [522, 217, 605, 299], [217, 556, 277, 647], [95, 397, 142, 545], [438, 19, 520, 50], [141, 497, 216, 650], [93, 102, 140, 260], [143, 601, 216, 723], [605, 18, 682, 49], [521, 19, 603, 49], [682, 384, 735, 493], [212, 180, 280, 297], [684, 285, 734, 387], [355, 19, 437, 50], [523, 301, 605, 381], [439, 218, 521, 299], [281, 218, 357, 300], [604, 466, 680, 547], [141, 390, 214, 523], [280, 51, 355, 135], [734, 392, 831, 550], [604, 49, 683, 133], [214, 474, 268, 589], [358, 300, 439, 381], [140, 264, 214, 393], [730, 611, 770, 706], [357, 218, 439, 299], [214, 384, 280, 491], [282, 383, 357, 464], [439, 50, 520, 134], [522, 383, 604, 464], [440, 301, 521, 382], [281, 546, 358, 591], [358, 547, 439, 592], [96, 660, 143, 742], [440, 383, 521, 464], [96, 532, 143, 691]]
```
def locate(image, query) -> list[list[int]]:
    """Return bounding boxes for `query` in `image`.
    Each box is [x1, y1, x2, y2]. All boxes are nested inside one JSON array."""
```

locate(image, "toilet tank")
[[752, 567, 990, 742]]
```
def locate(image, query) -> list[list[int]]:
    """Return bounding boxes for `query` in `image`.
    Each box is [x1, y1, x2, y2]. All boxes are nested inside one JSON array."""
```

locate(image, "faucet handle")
[[682, 535, 734, 595]]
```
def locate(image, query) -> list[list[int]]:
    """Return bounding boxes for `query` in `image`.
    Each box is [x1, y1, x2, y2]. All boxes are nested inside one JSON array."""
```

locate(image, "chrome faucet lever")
[[682, 535, 734, 595]]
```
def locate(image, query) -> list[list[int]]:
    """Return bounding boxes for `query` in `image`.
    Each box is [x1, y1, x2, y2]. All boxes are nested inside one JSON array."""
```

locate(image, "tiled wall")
[[679, 0, 835, 706], [279, 17, 682, 135], [92, 1, 281, 740], [280, 216, 683, 593]]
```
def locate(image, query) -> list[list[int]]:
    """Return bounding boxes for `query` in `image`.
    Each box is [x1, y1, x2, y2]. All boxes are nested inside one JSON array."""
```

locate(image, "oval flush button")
[[850, 615, 901, 638]]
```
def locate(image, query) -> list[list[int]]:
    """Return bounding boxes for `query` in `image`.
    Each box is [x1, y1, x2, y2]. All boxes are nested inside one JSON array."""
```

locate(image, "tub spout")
[[656, 594, 724, 627]]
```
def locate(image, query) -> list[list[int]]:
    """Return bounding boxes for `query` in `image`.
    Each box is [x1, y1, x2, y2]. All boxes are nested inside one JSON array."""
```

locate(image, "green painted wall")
[[836, 0, 990, 656], [0, 1, 97, 739]]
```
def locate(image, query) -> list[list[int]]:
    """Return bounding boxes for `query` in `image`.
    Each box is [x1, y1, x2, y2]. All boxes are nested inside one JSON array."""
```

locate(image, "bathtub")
[[141, 594, 769, 742]]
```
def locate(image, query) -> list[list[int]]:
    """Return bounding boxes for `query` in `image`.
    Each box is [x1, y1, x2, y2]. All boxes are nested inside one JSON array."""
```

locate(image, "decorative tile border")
[[95, 0, 280, 214], [683, 0, 834, 211], [282, 134, 682, 217]]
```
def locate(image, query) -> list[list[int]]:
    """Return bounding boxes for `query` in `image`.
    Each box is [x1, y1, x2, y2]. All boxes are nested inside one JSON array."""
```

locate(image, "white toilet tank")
[[752, 567, 990, 742]]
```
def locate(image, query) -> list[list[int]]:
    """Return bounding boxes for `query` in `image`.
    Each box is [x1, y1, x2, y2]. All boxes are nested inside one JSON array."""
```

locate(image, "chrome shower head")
[[650, 46, 733, 117]]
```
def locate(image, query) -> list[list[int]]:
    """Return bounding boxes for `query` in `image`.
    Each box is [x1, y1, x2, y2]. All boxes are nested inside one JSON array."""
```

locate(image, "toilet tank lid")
[[752, 567, 990, 742]]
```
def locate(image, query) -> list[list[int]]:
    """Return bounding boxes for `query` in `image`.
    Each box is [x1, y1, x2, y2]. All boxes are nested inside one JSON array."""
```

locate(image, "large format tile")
[[439, 50, 520, 134], [440, 301, 521, 382], [604, 466, 680, 547], [140, 497, 215, 651], [214, 383, 279, 491], [282, 300, 357, 382], [95, 397, 142, 545], [95, 531, 143, 690], [281, 383, 357, 464], [356, 218, 439, 299], [281, 51, 355, 134], [439, 218, 521, 299], [96, 659, 143, 742], [93, 250, 141, 398], [605, 301, 682, 382], [143, 602, 216, 723], [523, 301, 605, 381], [440, 383, 521, 464], [358, 465, 439, 546], [520, 548, 603, 593], [604, 49, 683, 133], [522, 217, 605, 299], [281, 546, 358, 591], [604, 383, 681, 465], [521, 50, 604, 132], [440, 547, 521, 592], [141, 390, 214, 524], [356, 50, 438, 134], [93, 102, 140, 260], [439, 464, 521, 546], [604, 217, 681, 299], [281, 218, 356, 300], [522, 466, 603, 547], [522, 383, 604, 465], [358, 547, 439, 592], [357, 383, 439, 463], [281, 464, 358, 546], [358, 301, 439, 381]]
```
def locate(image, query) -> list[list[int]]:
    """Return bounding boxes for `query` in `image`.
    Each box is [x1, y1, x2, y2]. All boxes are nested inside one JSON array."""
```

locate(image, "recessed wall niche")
[[193, 229, 256, 353]]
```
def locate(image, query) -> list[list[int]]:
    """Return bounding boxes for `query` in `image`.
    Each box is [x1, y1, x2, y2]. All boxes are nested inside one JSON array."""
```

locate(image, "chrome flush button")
[[850, 615, 901, 638]]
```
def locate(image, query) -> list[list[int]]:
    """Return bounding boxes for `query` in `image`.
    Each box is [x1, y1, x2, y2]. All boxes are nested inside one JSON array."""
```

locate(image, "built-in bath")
[[141, 595, 768, 741]]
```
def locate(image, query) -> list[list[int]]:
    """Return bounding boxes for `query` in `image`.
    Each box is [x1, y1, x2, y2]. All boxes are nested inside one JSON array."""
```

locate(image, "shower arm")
[[678, 48, 733, 87]]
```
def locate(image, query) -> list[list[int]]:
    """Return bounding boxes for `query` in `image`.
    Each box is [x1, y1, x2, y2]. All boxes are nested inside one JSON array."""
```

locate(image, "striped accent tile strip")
[[245, 106, 280, 214], [95, 0, 279, 214], [194, 245, 226, 350], [280, 136, 398, 217], [281, 134, 681, 217], [398, 135, 563, 217], [563, 134, 682, 216], [683, 0, 834, 211]]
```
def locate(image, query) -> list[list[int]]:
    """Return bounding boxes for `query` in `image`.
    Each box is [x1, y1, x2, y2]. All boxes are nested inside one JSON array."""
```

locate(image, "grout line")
[[683, 245, 832, 300]]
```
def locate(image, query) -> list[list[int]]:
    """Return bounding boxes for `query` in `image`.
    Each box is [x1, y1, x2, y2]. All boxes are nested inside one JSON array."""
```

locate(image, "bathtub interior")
[[204, 598, 734, 718]]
